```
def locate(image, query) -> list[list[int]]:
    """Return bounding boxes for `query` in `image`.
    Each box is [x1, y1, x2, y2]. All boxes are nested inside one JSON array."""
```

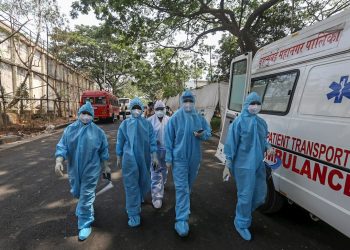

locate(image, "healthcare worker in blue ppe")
[[55, 101, 110, 241], [165, 90, 211, 237], [116, 97, 158, 227], [147, 100, 170, 209], [224, 92, 275, 241]]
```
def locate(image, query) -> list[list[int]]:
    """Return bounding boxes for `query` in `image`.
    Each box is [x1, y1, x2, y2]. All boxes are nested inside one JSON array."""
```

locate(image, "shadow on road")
[[0, 123, 349, 250]]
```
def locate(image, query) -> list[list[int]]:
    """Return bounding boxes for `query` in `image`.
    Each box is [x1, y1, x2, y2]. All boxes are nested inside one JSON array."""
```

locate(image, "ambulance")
[[216, 9, 350, 237]]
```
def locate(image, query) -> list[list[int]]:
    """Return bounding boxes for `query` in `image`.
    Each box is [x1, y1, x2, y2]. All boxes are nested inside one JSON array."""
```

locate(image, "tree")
[[71, 0, 350, 56], [0, 0, 65, 122], [51, 25, 143, 94], [52, 25, 192, 99], [135, 48, 192, 99]]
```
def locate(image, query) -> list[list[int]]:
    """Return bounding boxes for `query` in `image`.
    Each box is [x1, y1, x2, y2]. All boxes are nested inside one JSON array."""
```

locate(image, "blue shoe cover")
[[128, 215, 141, 227], [236, 227, 251, 241], [175, 221, 189, 237], [78, 227, 92, 241]]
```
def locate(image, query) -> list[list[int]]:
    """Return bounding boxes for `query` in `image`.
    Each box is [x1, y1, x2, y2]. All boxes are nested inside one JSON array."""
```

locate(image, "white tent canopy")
[[165, 82, 229, 125], [193, 83, 219, 123], [165, 94, 180, 112]]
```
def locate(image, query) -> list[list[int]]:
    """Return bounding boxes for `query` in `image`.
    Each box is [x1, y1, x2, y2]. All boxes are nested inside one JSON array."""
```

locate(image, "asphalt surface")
[[0, 122, 349, 250]]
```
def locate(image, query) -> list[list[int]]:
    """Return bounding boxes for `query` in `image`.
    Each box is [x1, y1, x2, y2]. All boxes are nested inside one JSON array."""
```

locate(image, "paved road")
[[0, 122, 349, 250]]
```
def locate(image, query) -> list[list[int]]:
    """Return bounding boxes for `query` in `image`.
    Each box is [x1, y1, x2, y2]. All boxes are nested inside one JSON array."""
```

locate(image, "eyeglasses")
[[81, 111, 92, 116], [250, 101, 261, 105], [132, 105, 142, 110], [155, 107, 165, 111], [183, 99, 194, 103]]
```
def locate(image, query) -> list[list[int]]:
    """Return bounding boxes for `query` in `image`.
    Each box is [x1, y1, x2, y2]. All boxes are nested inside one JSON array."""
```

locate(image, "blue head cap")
[[78, 101, 94, 118], [242, 92, 262, 112], [180, 90, 195, 105], [130, 97, 144, 111]]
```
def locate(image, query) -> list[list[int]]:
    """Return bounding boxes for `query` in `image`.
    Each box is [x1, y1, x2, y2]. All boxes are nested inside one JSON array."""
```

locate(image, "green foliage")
[[62, 1, 350, 93], [133, 48, 191, 100], [210, 116, 221, 133], [52, 25, 191, 99], [51, 25, 144, 93], [0, 0, 66, 32], [71, 0, 350, 56], [214, 34, 241, 81]]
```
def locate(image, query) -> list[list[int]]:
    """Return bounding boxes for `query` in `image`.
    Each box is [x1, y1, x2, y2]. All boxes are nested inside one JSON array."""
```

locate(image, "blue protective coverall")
[[148, 113, 170, 203], [165, 90, 211, 225], [55, 102, 109, 230], [116, 97, 157, 218], [224, 92, 271, 230]]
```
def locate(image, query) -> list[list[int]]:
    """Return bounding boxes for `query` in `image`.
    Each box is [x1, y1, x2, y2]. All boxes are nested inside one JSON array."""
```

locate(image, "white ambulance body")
[[216, 9, 350, 237]]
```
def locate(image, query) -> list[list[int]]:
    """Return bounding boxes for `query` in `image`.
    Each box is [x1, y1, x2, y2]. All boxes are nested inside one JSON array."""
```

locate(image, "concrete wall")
[[0, 19, 97, 121]]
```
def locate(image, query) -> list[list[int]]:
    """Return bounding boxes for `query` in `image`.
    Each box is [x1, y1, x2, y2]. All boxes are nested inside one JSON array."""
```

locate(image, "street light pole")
[[46, 23, 49, 113], [209, 46, 212, 83], [103, 58, 106, 89], [194, 53, 198, 88], [290, 0, 295, 34]]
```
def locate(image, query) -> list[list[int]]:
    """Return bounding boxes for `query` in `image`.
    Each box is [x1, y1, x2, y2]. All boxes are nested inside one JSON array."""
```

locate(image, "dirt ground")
[[0, 117, 73, 137]]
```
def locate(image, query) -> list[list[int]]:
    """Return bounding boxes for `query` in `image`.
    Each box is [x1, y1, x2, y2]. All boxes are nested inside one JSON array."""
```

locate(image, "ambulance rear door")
[[216, 53, 252, 162]]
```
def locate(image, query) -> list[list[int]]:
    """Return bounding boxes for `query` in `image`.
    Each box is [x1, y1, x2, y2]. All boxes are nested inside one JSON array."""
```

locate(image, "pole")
[[209, 46, 212, 83], [46, 23, 49, 113], [0, 71, 2, 112], [103, 58, 106, 89], [290, 0, 294, 34], [194, 54, 197, 88]]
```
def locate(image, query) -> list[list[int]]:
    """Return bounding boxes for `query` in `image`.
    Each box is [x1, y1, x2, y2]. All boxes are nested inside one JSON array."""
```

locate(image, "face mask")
[[131, 109, 142, 117], [79, 114, 93, 124], [155, 110, 165, 118], [183, 103, 194, 112], [248, 104, 262, 115]]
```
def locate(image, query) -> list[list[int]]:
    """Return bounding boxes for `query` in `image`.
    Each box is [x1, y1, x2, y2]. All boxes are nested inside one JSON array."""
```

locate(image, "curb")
[[0, 135, 22, 145], [54, 122, 72, 130], [0, 122, 72, 149]]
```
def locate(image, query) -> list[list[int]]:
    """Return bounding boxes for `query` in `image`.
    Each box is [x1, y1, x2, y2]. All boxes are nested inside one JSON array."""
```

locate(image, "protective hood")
[[154, 100, 165, 109], [242, 92, 262, 116], [180, 90, 196, 105], [130, 97, 144, 112], [78, 101, 94, 118]]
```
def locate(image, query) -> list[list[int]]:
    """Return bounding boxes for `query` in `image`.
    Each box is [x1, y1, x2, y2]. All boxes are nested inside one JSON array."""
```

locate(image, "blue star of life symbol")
[[326, 76, 350, 103]]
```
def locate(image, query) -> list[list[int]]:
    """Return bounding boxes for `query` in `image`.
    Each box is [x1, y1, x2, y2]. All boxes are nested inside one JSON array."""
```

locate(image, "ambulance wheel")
[[259, 168, 285, 214]]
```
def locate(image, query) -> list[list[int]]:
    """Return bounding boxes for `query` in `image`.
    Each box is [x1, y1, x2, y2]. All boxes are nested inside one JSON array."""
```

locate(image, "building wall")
[[0, 20, 97, 119]]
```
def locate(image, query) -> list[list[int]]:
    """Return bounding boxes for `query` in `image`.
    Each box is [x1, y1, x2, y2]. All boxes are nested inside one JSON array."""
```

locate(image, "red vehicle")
[[80, 90, 120, 122]]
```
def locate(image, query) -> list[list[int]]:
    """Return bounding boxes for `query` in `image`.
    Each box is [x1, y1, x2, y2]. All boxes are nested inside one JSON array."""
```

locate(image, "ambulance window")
[[250, 79, 267, 98], [228, 59, 247, 111], [251, 70, 298, 114]]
